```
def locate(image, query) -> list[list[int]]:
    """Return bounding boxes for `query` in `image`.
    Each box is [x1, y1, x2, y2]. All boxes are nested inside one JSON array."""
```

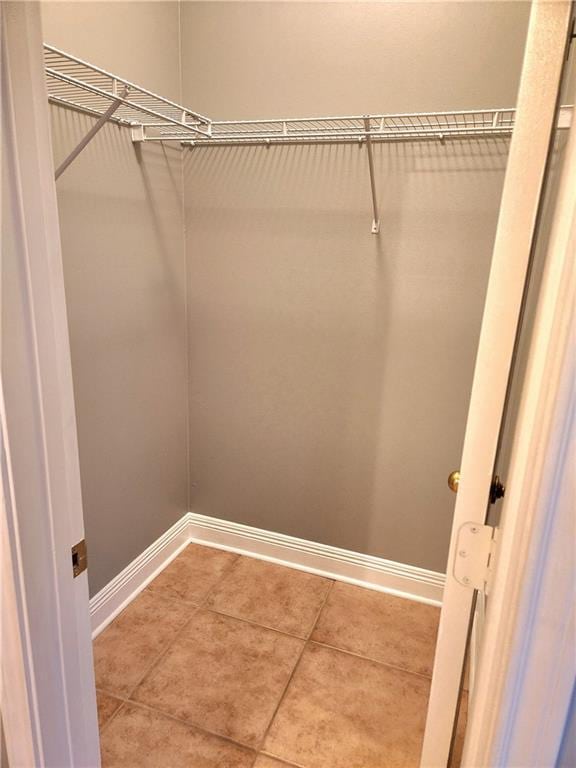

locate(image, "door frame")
[[421, 2, 573, 764], [463, 69, 576, 766], [1, 3, 100, 766]]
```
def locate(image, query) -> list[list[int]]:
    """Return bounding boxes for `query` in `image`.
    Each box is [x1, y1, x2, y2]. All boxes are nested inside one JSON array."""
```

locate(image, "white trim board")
[[90, 511, 445, 637], [186, 512, 445, 604], [90, 515, 190, 637]]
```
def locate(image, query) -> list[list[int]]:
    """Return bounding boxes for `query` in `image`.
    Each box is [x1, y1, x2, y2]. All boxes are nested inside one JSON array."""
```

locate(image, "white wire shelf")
[[168, 109, 518, 145], [44, 44, 212, 138], [44, 43, 573, 232], [45, 43, 567, 148]]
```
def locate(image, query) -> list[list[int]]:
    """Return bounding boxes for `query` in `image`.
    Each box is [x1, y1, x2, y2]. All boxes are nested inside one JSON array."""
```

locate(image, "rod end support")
[[131, 124, 145, 143], [371, 220, 380, 234]]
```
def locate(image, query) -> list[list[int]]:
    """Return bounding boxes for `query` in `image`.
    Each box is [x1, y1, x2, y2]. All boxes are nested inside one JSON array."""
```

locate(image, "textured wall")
[[181, 2, 530, 572], [41, 2, 188, 595]]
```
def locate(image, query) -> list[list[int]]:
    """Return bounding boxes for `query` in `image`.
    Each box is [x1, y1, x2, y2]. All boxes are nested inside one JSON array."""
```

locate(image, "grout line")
[[257, 752, 308, 768], [114, 556, 243, 704], [204, 606, 305, 638], [196, 552, 242, 607], [193, 552, 336, 639], [307, 639, 434, 681], [98, 701, 126, 736], [145, 589, 200, 609], [145, 555, 334, 640], [254, 580, 335, 754], [108, 694, 258, 755], [306, 579, 334, 640], [121, 606, 201, 703], [195, 603, 318, 641], [146, 547, 240, 612], [96, 686, 129, 703], [97, 690, 304, 768]]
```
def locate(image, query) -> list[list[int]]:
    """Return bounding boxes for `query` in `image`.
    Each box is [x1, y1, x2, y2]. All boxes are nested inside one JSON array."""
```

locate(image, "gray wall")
[[41, 1, 532, 587], [41, 2, 188, 595], [182, 2, 530, 572]]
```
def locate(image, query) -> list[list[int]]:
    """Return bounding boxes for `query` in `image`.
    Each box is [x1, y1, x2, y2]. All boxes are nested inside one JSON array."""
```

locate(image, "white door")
[[1, 3, 100, 766], [420, 2, 574, 766]]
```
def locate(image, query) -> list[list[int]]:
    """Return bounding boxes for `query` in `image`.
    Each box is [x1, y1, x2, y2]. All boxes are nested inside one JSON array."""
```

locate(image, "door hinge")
[[71, 539, 88, 577], [453, 522, 497, 593]]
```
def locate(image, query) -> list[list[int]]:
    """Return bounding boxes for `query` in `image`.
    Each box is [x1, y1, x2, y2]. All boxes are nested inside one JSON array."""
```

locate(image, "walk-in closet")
[[4, 1, 573, 766]]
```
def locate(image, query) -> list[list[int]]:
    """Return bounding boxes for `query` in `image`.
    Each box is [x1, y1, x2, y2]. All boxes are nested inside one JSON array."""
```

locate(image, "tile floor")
[[94, 543, 454, 768]]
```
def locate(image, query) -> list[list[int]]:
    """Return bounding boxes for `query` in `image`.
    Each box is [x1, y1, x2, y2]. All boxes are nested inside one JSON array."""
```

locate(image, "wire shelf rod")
[[171, 127, 516, 145], [207, 107, 516, 126], [47, 94, 134, 126]]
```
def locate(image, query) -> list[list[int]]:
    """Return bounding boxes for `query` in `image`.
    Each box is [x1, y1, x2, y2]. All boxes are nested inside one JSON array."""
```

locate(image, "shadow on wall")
[[183, 137, 510, 573]]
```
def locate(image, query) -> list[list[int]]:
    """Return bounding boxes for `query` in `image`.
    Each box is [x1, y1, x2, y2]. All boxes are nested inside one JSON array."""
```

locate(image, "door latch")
[[490, 475, 506, 504]]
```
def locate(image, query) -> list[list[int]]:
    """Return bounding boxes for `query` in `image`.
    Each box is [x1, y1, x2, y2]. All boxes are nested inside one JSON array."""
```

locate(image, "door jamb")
[[1, 3, 100, 766], [421, 2, 573, 764], [463, 64, 576, 768]]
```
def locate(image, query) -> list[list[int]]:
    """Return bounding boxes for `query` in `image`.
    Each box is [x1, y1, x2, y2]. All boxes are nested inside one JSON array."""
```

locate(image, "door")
[[420, 2, 574, 766], [1, 3, 100, 766]]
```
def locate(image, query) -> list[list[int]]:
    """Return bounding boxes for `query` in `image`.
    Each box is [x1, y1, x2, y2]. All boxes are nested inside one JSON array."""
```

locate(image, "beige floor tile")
[[311, 582, 440, 676], [146, 544, 238, 604], [96, 690, 123, 730], [93, 591, 193, 697], [255, 756, 299, 767], [132, 609, 304, 748], [264, 643, 430, 768], [205, 557, 332, 637], [100, 702, 255, 768]]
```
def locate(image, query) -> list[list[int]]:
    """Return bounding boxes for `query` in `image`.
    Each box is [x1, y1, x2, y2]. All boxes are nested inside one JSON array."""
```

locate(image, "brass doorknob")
[[448, 470, 460, 493]]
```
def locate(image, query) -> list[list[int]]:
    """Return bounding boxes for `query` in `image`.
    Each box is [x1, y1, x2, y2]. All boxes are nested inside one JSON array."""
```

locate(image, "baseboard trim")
[[89, 515, 190, 637], [90, 511, 445, 635], [186, 512, 445, 606]]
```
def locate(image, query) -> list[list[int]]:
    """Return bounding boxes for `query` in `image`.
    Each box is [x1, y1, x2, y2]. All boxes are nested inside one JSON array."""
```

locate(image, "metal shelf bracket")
[[363, 116, 380, 234], [55, 87, 128, 179]]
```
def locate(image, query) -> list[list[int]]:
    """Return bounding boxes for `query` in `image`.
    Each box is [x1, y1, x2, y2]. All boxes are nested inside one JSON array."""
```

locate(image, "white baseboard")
[[90, 511, 445, 636], [89, 515, 190, 637], [186, 512, 444, 606]]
